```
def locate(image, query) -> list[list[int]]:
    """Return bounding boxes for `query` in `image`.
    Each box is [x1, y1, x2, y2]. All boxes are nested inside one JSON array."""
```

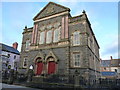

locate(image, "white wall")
[[2, 51, 20, 69], [111, 67, 120, 73]]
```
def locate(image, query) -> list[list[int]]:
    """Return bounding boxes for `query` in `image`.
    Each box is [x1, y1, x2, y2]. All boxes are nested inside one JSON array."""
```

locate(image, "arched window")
[[39, 31, 45, 44], [53, 28, 60, 42], [35, 57, 43, 75], [72, 31, 80, 46], [26, 40, 30, 50], [46, 30, 52, 43]]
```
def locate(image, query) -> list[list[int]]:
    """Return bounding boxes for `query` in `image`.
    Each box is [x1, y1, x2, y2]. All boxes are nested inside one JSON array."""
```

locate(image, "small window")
[[14, 55, 16, 59], [8, 65, 11, 69], [104, 67, 106, 70], [26, 40, 30, 50], [73, 53, 80, 67], [23, 58, 27, 68], [8, 54, 10, 58]]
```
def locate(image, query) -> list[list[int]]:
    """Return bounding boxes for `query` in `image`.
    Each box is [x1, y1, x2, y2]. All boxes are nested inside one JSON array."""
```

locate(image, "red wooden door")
[[48, 62, 56, 74], [36, 62, 43, 75]]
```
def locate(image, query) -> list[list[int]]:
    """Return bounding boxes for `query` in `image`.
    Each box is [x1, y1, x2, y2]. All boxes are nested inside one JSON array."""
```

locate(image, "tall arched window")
[[72, 31, 80, 46], [53, 28, 60, 42], [46, 30, 52, 43], [26, 40, 30, 50], [39, 31, 45, 44]]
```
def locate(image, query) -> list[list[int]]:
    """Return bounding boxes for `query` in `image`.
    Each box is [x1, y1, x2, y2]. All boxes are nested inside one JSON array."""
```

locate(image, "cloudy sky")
[[1, 0, 119, 60]]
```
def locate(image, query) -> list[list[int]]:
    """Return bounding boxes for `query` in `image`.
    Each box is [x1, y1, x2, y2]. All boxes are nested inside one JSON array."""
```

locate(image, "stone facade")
[[19, 2, 100, 85]]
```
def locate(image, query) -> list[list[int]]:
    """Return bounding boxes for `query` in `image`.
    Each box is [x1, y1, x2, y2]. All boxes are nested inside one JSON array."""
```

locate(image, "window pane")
[[14, 55, 16, 59], [73, 53, 80, 67], [26, 40, 30, 50], [73, 31, 80, 45], [75, 62, 78, 66], [39, 31, 45, 44], [23, 58, 27, 67], [53, 29, 60, 42], [47, 24, 52, 29], [46, 30, 52, 43]]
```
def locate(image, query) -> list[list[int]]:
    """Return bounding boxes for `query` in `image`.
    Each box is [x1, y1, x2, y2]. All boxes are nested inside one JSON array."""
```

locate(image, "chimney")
[[110, 56, 113, 60], [13, 42, 18, 49], [24, 25, 27, 32]]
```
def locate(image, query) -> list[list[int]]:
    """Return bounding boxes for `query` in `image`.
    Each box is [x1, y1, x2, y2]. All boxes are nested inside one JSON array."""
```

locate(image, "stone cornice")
[[34, 11, 69, 23], [22, 30, 32, 34], [30, 41, 70, 51]]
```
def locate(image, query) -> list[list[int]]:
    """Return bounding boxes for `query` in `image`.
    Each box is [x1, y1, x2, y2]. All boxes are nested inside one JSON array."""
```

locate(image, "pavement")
[[1, 83, 42, 90]]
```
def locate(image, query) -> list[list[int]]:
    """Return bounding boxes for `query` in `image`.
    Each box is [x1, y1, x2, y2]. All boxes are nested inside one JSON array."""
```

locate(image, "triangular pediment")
[[45, 51, 58, 62], [33, 52, 45, 63], [33, 2, 70, 20]]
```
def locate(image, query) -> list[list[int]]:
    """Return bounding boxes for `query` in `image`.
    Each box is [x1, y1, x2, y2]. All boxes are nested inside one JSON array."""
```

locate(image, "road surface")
[[1, 83, 41, 90]]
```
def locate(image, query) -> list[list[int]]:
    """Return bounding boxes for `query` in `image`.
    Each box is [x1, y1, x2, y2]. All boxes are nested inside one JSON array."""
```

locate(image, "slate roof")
[[101, 72, 116, 76], [111, 59, 120, 67], [0, 43, 20, 55], [101, 59, 120, 67], [101, 60, 111, 67]]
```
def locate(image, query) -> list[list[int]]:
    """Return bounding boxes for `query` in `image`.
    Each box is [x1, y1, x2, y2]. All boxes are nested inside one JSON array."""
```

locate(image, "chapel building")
[[20, 2, 100, 84]]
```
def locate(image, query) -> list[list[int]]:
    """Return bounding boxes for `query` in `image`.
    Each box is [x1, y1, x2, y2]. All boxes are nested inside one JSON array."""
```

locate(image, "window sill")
[[72, 44, 80, 46], [69, 66, 81, 69], [25, 49, 29, 51]]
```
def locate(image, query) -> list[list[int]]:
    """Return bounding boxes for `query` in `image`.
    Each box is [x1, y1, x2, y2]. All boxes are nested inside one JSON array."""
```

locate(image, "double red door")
[[48, 62, 56, 74], [36, 62, 43, 75], [36, 61, 56, 75]]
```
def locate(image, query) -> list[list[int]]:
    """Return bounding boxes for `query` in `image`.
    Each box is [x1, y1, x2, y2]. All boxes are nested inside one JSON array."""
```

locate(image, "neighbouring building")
[[19, 2, 100, 85], [0, 42, 20, 71], [100, 56, 120, 79]]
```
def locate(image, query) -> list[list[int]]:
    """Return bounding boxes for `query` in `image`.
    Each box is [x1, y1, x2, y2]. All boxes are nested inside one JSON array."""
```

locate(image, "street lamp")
[[29, 65, 33, 70]]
